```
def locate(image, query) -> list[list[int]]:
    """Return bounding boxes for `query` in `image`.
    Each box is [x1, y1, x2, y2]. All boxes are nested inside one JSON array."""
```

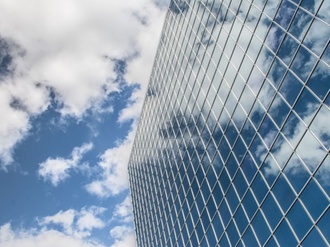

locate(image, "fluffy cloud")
[[0, 206, 107, 247], [0, 0, 167, 167], [112, 195, 133, 223], [83, 0, 165, 198], [38, 142, 93, 186], [107, 195, 135, 246], [0, 225, 104, 247], [40, 206, 106, 239], [0, 205, 135, 246], [85, 124, 136, 197], [109, 226, 136, 247]]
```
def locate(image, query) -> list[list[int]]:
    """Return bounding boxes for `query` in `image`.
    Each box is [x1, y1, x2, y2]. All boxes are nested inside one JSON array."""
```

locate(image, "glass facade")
[[128, 0, 330, 246]]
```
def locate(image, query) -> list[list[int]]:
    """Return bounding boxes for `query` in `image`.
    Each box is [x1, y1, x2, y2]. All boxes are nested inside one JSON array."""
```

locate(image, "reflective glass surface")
[[129, 0, 330, 246]]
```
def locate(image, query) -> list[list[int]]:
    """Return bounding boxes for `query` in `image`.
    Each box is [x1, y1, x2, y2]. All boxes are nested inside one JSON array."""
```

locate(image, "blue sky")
[[0, 0, 168, 246]]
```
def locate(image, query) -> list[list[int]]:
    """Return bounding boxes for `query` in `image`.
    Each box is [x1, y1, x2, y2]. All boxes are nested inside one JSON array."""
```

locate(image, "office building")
[[128, 0, 330, 246]]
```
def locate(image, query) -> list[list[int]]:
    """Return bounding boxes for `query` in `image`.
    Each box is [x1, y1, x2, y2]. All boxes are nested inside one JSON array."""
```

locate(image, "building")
[[128, 0, 330, 246]]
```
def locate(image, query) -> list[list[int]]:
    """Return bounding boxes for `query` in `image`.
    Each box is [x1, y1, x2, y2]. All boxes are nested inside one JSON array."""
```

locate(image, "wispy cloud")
[[38, 142, 93, 186]]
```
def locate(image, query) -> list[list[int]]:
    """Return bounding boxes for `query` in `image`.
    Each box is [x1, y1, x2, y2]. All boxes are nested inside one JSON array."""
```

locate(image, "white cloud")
[[41, 209, 76, 235], [40, 206, 107, 239], [91, 5, 166, 196], [112, 195, 133, 223], [83, 3, 166, 197], [109, 226, 136, 247], [38, 142, 93, 186], [86, 125, 137, 197], [0, 81, 48, 168], [0, 205, 136, 247], [0, 0, 167, 167], [108, 195, 135, 246], [0, 223, 104, 247], [0, 206, 107, 246], [76, 207, 106, 233]]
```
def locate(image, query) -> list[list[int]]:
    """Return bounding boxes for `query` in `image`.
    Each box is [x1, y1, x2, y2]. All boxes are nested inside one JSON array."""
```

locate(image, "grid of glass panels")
[[128, 0, 330, 246]]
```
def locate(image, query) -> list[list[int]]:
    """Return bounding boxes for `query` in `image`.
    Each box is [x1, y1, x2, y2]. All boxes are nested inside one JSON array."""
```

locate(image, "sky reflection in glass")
[[129, 0, 330, 246]]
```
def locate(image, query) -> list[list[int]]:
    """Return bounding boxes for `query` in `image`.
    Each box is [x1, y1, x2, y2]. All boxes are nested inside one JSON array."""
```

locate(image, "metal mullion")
[[184, 8, 203, 56], [247, 222, 263, 247], [226, 182, 252, 246], [232, 191, 256, 247], [127, 6, 171, 174], [180, 63, 199, 120], [208, 40, 240, 130], [177, 11, 199, 70], [265, 104, 317, 177], [197, 4, 219, 52], [232, 3, 275, 117], [202, 108, 217, 145], [231, 2, 273, 88], [224, 1, 245, 44], [290, 0, 330, 28], [259, 169, 323, 244], [217, 166, 233, 202], [307, 204, 330, 246], [161, 28, 178, 71], [219, 200, 236, 246], [260, 11, 321, 70], [167, 16, 188, 80], [193, 28, 221, 121], [212, 211, 226, 244], [296, 198, 328, 245]]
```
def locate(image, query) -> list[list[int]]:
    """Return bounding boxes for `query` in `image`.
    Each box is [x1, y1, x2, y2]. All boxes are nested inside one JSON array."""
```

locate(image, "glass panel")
[[287, 200, 313, 240], [241, 152, 257, 184], [317, 207, 330, 243], [219, 200, 231, 227], [212, 211, 224, 241], [226, 184, 239, 212], [252, 211, 271, 245], [234, 205, 248, 234], [128, 0, 330, 245], [277, 34, 299, 65], [274, 220, 298, 246], [265, 23, 285, 53], [291, 46, 317, 82], [274, 0, 296, 30], [233, 168, 248, 199], [300, 178, 328, 221], [242, 189, 258, 220], [242, 226, 259, 246], [289, 8, 313, 41], [205, 225, 217, 247], [268, 57, 287, 89], [302, 227, 328, 247], [307, 61, 330, 101], [272, 174, 296, 213], [279, 71, 303, 106], [227, 220, 240, 246], [262, 193, 283, 230], [304, 18, 330, 56], [251, 172, 268, 204]]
